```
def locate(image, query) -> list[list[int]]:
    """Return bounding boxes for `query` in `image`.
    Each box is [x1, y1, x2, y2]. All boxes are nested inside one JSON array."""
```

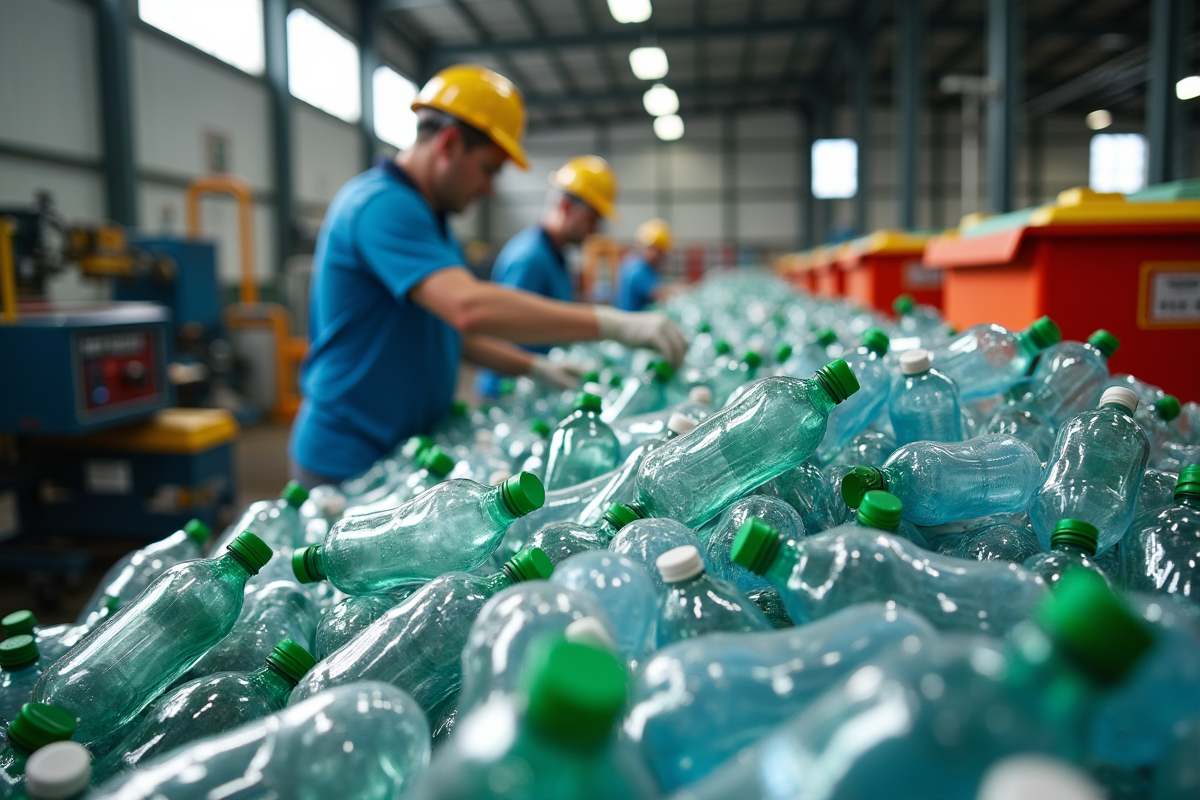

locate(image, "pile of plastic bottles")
[[3, 271, 1200, 800]]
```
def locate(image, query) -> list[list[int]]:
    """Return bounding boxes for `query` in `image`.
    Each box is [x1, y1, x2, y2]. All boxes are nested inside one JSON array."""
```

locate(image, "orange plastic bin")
[[813, 245, 846, 299], [924, 186, 1200, 402], [774, 251, 818, 293], [839, 230, 943, 314]]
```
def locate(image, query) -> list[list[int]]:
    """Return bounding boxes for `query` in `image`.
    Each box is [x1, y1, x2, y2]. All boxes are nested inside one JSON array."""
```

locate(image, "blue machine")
[[117, 238, 223, 336]]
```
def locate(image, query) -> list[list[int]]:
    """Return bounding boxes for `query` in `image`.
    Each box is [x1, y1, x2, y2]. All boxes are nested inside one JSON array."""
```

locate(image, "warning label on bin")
[[1139, 263, 1200, 329]]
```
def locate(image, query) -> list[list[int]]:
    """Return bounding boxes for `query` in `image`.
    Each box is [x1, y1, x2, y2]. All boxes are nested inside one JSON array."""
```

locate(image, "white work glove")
[[594, 307, 689, 368], [530, 356, 587, 391]]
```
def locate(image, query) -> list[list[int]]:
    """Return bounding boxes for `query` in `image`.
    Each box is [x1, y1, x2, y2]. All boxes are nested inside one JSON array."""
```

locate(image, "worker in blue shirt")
[[289, 66, 687, 488], [477, 155, 618, 397], [616, 218, 674, 312]]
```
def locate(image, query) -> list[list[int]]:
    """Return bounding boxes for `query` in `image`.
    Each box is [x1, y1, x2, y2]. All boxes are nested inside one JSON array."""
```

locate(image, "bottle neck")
[[761, 538, 804, 587], [218, 550, 257, 582], [1053, 542, 1095, 558], [807, 375, 839, 416], [253, 663, 300, 698], [1013, 331, 1042, 359], [483, 486, 521, 527], [1177, 493, 1200, 509], [482, 570, 516, 595]]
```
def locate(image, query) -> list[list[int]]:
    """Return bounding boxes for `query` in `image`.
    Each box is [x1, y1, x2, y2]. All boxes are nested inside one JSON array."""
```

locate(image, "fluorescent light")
[[629, 47, 668, 80], [654, 114, 684, 141], [643, 84, 679, 117], [1178, 76, 1200, 100], [138, 0, 264, 74], [1090, 133, 1146, 194], [608, 0, 651, 23], [287, 8, 362, 123], [374, 67, 419, 149], [1085, 109, 1113, 130], [811, 138, 858, 199]]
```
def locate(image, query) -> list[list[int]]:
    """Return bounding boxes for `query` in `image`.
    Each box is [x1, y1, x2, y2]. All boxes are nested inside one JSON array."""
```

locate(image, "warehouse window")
[[1089, 133, 1146, 195], [139, 0, 265, 75], [287, 9, 361, 123], [374, 67, 419, 150], [812, 139, 858, 199]]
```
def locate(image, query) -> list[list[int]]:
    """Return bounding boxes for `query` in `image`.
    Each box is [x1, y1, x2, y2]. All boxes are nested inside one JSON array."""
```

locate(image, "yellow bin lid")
[[76, 408, 240, 454]]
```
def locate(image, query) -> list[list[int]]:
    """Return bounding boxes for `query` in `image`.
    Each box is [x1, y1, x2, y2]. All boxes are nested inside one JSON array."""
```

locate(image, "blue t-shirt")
[[289, 160, 464, 480], [615, 254, 660, 312], [477, 225, 571, 397]]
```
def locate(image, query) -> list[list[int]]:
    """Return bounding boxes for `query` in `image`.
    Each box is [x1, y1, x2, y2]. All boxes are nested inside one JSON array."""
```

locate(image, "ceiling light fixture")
[[643, 83, 679, 116], [1085, 109, 1113, 130], [1177, 76, 1200, 101], [629, 46, 668, 80], [654, 114, 684, 141], [608, 0, 651, 24]]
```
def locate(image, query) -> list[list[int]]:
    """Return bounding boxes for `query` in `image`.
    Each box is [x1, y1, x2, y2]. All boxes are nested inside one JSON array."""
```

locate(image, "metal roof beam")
[[522, 78, 815, 109]]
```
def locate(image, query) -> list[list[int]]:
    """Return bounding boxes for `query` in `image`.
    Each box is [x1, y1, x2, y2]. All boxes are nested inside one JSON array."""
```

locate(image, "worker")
[[615, 218, 674, 312], [477, 155, 618, 397], [289, 65, 687, 488]]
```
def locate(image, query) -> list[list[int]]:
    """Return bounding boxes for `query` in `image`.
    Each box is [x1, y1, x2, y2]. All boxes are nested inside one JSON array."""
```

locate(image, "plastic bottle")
[[0, 638, 45, 730], [340, 435, 432, 500], [292, 473, 544, 593], [544, 393, 621, 491], [840, 435, 1042, 527], [892, 293, 944, 336], [551, 551, 658, 669], [94, 639, 317, 783], [313, 584, 420, 659], [1026, 330, 1120, 426], [655, 546, 772, 646], [626, 603, 938, 791], [785, 327, 837, 379], [88, 682, 430, 800], [633, 360, 859, 527], [408, 639, 657, 800], [458, 582, 610, 715], [1120, 465, 1200, 599], [1023, 519, 1109, 588], [816, 329, 891, 460], [609, 517, 706, 592], [0, 703, 76, 800], [700, 495, 805, 594], [490, 469, 618, 567], [219, 483, 307, 552], [926, 316, 1062, 399], [888, 349, 964, 446], [731, 491, 1047, 633], [525, 502, 641, 565], [756, 460, 838, 535], [504, 419, 551, 473], [1032, 387, 1150, 554], [956, 522, 1043, 563], [346, 446, 459, 516], [708, 351, 762, 407], [601, 360, 673, 423], [31, 532, 272, 745], [289, 549, 553, 732]]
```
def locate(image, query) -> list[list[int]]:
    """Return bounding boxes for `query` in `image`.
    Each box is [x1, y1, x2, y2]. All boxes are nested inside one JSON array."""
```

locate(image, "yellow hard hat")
[[636, 218, 673, 251], [549, 156, 618, 219], [412, 65, 530, 170]]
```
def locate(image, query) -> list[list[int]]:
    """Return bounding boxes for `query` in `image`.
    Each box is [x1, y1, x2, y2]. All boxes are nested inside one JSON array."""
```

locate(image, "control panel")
[[74, 327, 162, 419]]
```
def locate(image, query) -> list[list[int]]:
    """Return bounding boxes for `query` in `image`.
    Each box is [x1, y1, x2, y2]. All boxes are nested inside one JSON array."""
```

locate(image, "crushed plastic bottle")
[[1026, 330, 1120, 426], [1120, 465, 1200, 599], [926, 316, 1061, 399], [313, 584, 420, 659]]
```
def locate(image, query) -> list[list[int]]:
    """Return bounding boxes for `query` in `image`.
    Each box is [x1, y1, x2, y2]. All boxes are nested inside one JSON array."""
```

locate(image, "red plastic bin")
[[838, 230, 943, 314]]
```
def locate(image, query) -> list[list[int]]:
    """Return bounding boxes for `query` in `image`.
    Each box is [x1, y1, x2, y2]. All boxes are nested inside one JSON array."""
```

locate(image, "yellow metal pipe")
[[0, 218, 17, 324]]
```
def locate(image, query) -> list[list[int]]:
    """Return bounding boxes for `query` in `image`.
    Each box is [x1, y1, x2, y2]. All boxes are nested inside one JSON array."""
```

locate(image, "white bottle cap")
[[899, 349, 931, 375], [25, 742, 91, 800], [667, 413, 699, 436], [565, 617, 617, 652], [688, 386, 713, 406], [1099, 386, 1139, 413], [657, 545, 705, 583], [976, 755, 1103, 800]]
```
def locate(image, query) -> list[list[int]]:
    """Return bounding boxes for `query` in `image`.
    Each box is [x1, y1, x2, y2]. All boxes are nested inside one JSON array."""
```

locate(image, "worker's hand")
[[530, 356, 588, 391], [594, 307, 689, 368]]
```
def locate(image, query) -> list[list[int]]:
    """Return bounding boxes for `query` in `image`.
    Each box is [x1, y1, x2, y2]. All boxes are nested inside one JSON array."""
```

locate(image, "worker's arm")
[[462, 335, 588, 390]]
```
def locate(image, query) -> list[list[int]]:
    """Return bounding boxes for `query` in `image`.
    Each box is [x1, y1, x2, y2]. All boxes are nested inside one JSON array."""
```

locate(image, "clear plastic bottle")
[[0, 703, 76, 800], [892, 293, 944, 336], [1140, 394, 1185, 461], [1032, 387, 1151, 554], [732, 491, 1047, 633], [0, 638, 45, 729], [504, 419, 551, 474], [708, 351, 762, 407], [1023, 519, 1109, 588], [655, 545, 772, 646], [984, 401, 1056, 461], [888, 348, 964, 446], [88, 682, 430, 800], [292, 473, 544, 593], [345, 446, 458, 516], [1026, 330, 1119, 426], [601, 360, 674, 423], [214, 483, 307, 552], [609, 517, 706, 592], [700, 495, 805, 594], [626, 603, 938, 792], [32, 532, 272, 745], [1120, 465, 1200, 600], [926, 316, 1061, 399], [839, 435, 1042, 527], [551, 551, 657, 669], [757, 460, 838, 535], [490, 469, 618, 567], [634, 360, 859, 528], [956, 522, 1043, 563], [784, 327, 837, 379], [313, 584, 420, 659], [544, 393, 621, 491], [93, 639, 317, 783], [340, 435, 432, 500], [816, 329, 891, 460], [525, 502, 641, 565]]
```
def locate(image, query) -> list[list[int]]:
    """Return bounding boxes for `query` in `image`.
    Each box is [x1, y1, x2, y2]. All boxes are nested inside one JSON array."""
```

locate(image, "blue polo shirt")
[[290, 159, 464, 480], [615, 253, 660, 312], [477, 224, 571, 397]]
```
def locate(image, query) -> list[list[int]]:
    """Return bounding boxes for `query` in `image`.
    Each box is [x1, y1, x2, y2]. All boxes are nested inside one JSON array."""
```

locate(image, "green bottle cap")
[[893, 294, 915, 315], [602, 503, 641, 531], [449, 400, 469, 418], [861, 328, 890, 356], [815, 359, 860, 404], [280, 480, 309, 508], [420, 446, 456, 478], [731, 517, 785, 575], [1050, 519, 1099, 555], [500, 472, 546, 516], [503, 547, 554, 583], [183, 519, 211, 544], [1157, 395, 1182, 422], [856, 491, 903, 532], [608, 373, 624, 388], [814, 327, 837, 347], [227, 531, 272, 575], [1034, 569, 1153, 686], [650, 360, 674, 382], [523, 638, 626, 750], [1175, 465, 1200, 500], [840, 466, 886, 508], [497, 378, 516, 396], [530, 418, 552, 438], [697, 320, 711, 333], [580, 370, 600, 385], [6, 703, 76, 754], [1023, 316, 1062, 350], [291, 546, 326, 584], [2, 610, 37, 637], [774, 343, 794, 364], [402, 435, 434, 459], [102, 595, 119, 614], [0, 635, 38, 668], [742, 350, 762, 370], [714, 339, 731, 356], [266, 638, 318, 685], [1087, 329, 1120, 358], [574, 392, 603, 413]]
